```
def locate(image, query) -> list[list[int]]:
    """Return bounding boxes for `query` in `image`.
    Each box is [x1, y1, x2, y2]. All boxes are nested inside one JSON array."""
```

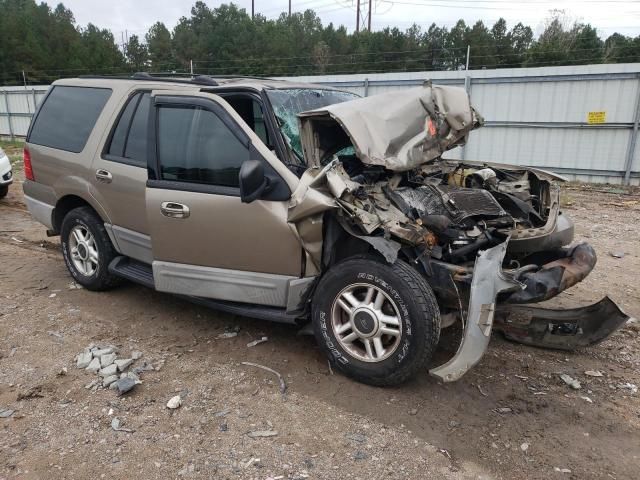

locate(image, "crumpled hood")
[[298, 83, 483, 171]]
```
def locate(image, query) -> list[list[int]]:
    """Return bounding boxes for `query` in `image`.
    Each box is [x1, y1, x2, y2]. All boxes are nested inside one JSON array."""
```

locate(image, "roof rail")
[[77, 73, 219, 87]]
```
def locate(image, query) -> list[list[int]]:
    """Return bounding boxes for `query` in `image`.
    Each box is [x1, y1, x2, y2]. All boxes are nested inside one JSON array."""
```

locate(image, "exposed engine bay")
[[287, 83, 630, 382]]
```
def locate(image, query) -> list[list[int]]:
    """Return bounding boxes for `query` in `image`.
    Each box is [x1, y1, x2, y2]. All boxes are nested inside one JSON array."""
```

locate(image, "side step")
[[108, 256, 301, 325], [108, 256, 154, 289]]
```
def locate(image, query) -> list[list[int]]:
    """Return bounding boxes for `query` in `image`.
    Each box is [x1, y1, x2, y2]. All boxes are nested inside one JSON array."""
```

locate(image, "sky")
[[58, 0, 640, 42]]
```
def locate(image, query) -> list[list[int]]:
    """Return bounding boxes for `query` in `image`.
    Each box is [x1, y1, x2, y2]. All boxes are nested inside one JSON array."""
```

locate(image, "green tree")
[[146, 22, 174, 70], [125, 34, 148, 70]]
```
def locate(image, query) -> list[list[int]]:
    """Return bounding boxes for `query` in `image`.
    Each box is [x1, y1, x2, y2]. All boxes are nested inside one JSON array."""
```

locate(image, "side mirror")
[[239, 160, 271, 203]]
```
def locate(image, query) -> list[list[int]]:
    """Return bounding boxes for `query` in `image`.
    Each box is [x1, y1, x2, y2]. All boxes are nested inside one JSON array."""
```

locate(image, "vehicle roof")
[[53, 74, 339, 93]]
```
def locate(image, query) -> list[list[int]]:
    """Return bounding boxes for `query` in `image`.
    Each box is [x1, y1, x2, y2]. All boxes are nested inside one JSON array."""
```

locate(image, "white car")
[[0, 146, 12, 199]]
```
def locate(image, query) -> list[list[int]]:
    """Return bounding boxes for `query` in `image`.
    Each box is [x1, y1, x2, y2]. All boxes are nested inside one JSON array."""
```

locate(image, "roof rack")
[[77, 72, 220, 87]]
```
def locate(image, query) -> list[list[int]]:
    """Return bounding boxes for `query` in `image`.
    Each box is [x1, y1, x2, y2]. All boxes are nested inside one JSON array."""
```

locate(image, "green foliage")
[[0, 0, 639, 85]]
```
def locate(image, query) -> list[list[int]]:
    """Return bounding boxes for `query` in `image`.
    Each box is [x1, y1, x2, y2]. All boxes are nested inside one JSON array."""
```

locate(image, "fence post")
[[3, 91, 14, 141], [623, 75, 640, 186], [31, 88, 38, 113], [364, 77, 369, 97]]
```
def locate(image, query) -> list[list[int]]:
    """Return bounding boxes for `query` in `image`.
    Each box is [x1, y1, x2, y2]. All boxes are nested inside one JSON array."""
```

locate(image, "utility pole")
[[252, 0, 254, 19], [190, 60, 194, 75], [288, 0, 291, 16], [356, 0, 360, 33], [465, 45, 470, 71], [367, 0, 372, 31]]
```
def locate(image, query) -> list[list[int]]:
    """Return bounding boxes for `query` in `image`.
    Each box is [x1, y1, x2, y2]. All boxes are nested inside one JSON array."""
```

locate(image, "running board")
[[109, 256, 154, 289], [108, 256, 300, 324]]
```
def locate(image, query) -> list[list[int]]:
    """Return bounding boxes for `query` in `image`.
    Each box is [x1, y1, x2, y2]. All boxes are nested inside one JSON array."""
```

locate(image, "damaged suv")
[[23, 74, 629, 386]]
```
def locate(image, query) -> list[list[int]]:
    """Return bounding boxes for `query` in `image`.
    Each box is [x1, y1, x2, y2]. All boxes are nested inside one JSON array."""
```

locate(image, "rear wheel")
[[60, 206, 121, 291], [0, 185, 8, 199], [312, 256, 440, 386]]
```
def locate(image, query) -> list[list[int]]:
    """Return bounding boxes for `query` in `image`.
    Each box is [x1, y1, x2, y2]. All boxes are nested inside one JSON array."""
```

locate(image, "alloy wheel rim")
[[330, 283, 403, 363], [69, 225, 99, 276]]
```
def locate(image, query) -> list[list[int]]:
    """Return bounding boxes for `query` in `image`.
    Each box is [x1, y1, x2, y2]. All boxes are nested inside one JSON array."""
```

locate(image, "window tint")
[[124, 93, 151, 164], [108, 93, 139, 157], [157, 106, 249, 188], [106, 92, 150, 167], [29, 86, 111, 153]]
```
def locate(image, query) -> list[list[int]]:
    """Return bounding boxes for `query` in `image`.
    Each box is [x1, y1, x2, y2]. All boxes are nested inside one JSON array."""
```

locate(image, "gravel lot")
[[1, 150, 639, 479]]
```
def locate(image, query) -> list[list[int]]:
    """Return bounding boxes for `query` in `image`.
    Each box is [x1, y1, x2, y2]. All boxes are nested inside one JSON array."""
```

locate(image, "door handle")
[[95, 169, 113, 183], [161, 202, 190, 219]]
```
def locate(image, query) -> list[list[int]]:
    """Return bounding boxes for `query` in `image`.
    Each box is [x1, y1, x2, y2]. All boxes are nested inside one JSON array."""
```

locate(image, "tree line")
[[1, 0, 639, 85]]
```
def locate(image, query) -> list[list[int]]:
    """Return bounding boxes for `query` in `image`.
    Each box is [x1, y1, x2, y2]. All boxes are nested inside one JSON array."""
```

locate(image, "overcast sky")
[[59, 0, 639, 42]]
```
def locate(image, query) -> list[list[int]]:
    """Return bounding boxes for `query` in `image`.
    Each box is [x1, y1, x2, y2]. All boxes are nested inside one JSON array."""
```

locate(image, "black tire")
[[312, 256, 440, 386], [0, 185, 8, 199], [60, 206, 122, 291]]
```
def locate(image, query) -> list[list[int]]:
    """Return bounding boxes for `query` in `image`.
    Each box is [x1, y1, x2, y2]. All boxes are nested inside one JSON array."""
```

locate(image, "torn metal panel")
[[429, 240, 524, 382], [505, 243, 597, 304], [494, 297, 631, 350], [299, 84, 483, 171]]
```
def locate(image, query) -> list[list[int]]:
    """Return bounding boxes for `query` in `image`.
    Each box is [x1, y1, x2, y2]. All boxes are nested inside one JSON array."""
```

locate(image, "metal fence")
[[2, 63, 639, 185]]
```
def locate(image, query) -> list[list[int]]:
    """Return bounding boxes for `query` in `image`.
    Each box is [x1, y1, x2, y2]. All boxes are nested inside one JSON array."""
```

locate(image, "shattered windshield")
[[267, 88, 360, 160]]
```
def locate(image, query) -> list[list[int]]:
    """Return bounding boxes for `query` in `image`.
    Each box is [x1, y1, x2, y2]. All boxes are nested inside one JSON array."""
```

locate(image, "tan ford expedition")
[[23, 74, 629, 386]]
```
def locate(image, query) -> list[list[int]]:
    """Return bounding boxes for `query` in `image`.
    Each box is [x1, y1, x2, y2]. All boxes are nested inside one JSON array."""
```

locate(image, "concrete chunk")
[[100, 353, 117, 368], [99, 364, 118, 377], [76, 351, 93, 369], [86, 357, 101, 373], [114, 358, 134, 371]]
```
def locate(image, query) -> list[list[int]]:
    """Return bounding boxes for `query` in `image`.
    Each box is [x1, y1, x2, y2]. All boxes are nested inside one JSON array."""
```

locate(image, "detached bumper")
[[494, 296, 630, 350], [429, 240, 629, 382]]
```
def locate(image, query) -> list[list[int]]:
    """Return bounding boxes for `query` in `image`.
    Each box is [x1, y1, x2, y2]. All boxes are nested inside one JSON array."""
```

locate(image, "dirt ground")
[[1, 150, 639, 479]]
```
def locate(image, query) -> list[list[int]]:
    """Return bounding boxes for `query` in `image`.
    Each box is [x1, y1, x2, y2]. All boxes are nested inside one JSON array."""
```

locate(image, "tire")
[[60, 206, 122, 291], [0, 185, 8, 199], [312, 256, 440, 386]]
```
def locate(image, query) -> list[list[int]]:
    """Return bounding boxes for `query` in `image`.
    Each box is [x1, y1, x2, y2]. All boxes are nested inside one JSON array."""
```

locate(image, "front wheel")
[[0, 185, 8, 199], [312, 257, 441, 386]]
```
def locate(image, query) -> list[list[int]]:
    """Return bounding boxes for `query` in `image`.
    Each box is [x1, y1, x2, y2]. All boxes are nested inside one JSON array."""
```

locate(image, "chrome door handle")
[[95, 169, 113, 183], [161, 202, 190, 219]]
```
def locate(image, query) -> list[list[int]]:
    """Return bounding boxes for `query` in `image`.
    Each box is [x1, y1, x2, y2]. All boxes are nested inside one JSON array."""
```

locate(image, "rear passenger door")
[[91, 91, 153, 263], [144, 91, 303, 307]]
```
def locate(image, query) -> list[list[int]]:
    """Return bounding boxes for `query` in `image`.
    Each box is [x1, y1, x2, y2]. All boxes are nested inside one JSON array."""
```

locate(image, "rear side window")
[[28, 86, 111, 153], [106, 92, 150, 168], [157, 105, 249, 188]]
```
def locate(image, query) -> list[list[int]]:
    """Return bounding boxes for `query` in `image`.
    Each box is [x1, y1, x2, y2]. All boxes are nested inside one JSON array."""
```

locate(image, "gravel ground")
[[1, 152, 639, 479]]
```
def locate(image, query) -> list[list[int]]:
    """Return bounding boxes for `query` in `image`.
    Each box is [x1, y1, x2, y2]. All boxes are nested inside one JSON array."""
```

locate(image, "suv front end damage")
[[287, 83, 630, 382]]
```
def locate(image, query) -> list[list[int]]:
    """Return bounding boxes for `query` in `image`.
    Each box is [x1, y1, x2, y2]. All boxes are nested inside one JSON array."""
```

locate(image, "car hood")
[[298, 83, 483, 171]]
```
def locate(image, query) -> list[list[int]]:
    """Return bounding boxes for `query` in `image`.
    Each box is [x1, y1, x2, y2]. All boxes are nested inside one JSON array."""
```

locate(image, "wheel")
[[60, 206, 121, 291], [312, 256, 440, 386], [0, 185, 8, 199]]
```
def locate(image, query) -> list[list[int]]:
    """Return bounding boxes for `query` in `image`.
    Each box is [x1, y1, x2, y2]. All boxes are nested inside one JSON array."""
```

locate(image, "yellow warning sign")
[[587, 111, 606, 124]]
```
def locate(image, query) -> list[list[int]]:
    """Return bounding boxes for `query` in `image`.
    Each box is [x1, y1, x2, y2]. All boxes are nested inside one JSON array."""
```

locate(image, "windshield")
[[267, 88, 360, 161]]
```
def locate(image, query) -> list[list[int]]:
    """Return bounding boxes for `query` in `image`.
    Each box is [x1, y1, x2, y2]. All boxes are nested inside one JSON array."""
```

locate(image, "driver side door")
[[145, 90, 303, 307]]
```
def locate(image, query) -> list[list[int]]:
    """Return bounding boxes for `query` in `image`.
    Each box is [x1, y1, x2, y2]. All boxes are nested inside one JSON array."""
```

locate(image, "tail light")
[[23, 147, 34, 181]]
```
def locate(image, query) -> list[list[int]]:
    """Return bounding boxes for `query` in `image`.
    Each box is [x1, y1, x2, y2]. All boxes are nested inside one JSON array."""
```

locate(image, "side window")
[[252, 100, 270, 147], [28, 86, 111, 153], [157, 105, 249, 188], [106, 92, 150, 167]]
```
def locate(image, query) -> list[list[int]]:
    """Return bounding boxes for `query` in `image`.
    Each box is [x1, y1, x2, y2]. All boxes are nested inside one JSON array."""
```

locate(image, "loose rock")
[[76, 351, 93, 369], [0, 408, 14, 418], [93, 347, 116, 358], [520, 443, 529, 452], [114, 358, 134, 371], [560, 374, 581, 390], [100, 353, 117, 368], [99, 364, 118, 377], [102, 375, 119, 387], [585, 370, 603, 377], [247, 430, 278, 438], [167, 395, 182, 409], [85, 357, 101, 373]]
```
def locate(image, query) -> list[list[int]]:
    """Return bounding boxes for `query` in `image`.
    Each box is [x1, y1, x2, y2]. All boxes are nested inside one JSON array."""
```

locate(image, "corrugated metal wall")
[[278, 63, 640, 185], [0, 86, 48, 140], [2, 63, 639, 185]]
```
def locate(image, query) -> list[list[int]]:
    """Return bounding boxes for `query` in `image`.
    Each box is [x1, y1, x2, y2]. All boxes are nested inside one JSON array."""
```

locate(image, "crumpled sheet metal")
[[506, 243, 597, 304], [494, 296, 631, 350], [430, 240, 524, 382], [298, 84, 482, 171]]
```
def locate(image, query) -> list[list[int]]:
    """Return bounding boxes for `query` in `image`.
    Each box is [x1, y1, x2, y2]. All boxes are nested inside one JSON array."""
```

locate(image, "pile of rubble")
[[75, 344, 151, 395]]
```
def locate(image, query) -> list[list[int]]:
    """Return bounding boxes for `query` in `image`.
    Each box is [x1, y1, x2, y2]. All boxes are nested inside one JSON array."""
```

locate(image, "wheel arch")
[[53, 194, 108, 233]]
